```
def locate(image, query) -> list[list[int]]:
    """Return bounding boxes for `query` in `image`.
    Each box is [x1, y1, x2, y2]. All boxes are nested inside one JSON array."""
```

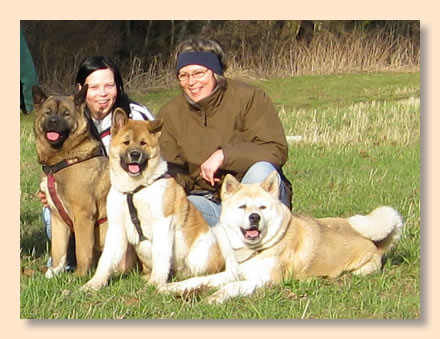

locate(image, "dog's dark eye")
[[140, 141, 147, 146], [259, 206, 266, 210], [63, 111, 70, 116], [123, 140, 130, 146], [239, 205, 246, 209]]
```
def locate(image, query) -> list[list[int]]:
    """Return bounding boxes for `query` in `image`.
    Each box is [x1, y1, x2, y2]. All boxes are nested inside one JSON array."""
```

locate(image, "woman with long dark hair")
[[39, 55, 155, 271]]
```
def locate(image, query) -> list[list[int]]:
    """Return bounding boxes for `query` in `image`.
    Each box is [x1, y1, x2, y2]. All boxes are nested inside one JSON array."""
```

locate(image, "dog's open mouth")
[[125, 162, 148, 177], [240, 227, 261, 241], [121, 150, 148, 177], [128, 163, 141, 175], [46, 131, 61, 142], [121, 158, 147, 177], [44, 130, 69, 148], [43, 114, 70, 148]]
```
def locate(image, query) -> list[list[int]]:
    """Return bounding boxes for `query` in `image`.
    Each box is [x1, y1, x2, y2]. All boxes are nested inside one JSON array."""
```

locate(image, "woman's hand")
[[37, 191, 49, 207], [200, 149, 224, 186]]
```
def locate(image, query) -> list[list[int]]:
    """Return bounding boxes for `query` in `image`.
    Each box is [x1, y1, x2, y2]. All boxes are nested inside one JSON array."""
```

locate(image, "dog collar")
[[42, 147, 105, 174]]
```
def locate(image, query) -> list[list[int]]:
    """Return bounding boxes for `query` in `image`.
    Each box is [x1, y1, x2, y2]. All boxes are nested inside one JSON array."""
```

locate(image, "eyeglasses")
[[177, 69, 210, 82]]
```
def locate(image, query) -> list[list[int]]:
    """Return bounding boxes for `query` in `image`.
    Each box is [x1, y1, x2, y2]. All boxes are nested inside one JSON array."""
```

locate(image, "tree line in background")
[[21, 20, 420, 93]]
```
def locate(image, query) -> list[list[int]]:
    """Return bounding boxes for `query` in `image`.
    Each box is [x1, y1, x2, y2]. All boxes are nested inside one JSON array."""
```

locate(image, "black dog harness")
[[125, 173, 171, 242], [125, 185, 147, 241]]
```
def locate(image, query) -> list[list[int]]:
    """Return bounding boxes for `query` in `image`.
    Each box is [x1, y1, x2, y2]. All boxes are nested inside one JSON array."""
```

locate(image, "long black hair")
[[75, 55, 130, 114]]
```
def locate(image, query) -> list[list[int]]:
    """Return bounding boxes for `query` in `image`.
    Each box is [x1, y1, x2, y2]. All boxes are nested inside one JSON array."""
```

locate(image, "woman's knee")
[[242, 162, 291, 209], [187, 195, 221, 227], [242, 161, 277, 184]]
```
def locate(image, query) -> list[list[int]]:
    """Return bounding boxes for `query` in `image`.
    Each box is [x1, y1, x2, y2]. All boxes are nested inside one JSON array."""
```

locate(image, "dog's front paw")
[[146, 276, 167, 288], [146, 270, 169, 287], [45, 268, 55, 279], [205, 290, 229, 304], [158, 282, 208, 302], [157, 281, 190, 295], [80, 279, 105, 292], [156, 282, 174, 294], [45, 266, 65, 279]]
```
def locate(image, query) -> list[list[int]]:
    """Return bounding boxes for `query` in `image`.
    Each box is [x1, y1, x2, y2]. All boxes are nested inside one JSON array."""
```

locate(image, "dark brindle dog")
[[32, 85, 111, 277]]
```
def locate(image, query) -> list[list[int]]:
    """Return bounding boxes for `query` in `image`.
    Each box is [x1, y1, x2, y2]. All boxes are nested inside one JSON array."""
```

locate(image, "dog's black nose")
[[129, 151, 141, 161], [249, 213, 261, 224], [48, 117, 58, 128]]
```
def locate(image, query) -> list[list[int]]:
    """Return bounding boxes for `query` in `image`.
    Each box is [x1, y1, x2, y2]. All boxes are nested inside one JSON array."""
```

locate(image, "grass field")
[[20, 71, 420, 319]]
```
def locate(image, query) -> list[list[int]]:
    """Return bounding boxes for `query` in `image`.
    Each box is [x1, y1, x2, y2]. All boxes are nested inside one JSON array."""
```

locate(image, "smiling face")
[[109, 109, 164, 192], [178, 65, 217, 103], [32, 85, 89, 158], [219, 172, 283, 247], [83, 68, 118, 120]]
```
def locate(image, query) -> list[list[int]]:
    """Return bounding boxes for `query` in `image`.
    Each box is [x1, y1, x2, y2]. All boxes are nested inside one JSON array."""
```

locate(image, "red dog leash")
[[42, 149, 107, 232]]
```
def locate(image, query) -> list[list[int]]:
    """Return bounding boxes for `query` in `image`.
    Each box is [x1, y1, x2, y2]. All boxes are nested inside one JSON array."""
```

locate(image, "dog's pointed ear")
[[111, 108, 129, 136], [221, 174, 241, 201], [74, 84, 88, 106], [32, 86, 47, 109], [260, 171, 280, 199], [147, 119, 163, 135]]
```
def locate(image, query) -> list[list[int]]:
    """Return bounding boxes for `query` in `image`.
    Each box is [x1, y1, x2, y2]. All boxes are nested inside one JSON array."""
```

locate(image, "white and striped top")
[[91, 102, 155, 155]]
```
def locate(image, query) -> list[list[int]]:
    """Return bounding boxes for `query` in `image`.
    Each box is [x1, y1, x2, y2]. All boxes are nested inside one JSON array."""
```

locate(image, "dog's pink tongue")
[[128, 164, 140, 174], [46, 132, 60, 141], [245, 229, 260, 238]]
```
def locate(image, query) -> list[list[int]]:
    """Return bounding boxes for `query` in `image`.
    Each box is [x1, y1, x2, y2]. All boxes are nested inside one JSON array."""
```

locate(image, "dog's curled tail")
[[347, 206, 404, 253]]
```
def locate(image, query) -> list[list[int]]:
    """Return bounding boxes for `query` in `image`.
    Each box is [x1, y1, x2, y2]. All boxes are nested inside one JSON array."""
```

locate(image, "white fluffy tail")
[[348, 206, 404, 252]]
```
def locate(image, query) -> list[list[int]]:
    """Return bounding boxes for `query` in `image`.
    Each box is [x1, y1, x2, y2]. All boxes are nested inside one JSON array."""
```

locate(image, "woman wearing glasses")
[[157, 37, 293, 227]]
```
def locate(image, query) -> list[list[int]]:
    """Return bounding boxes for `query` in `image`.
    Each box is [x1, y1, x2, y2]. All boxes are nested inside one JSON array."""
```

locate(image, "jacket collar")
[[184, 81, 226, 115]]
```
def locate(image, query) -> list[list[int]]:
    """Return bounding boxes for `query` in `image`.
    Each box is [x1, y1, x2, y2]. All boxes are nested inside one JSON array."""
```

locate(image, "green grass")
[[253, 72, 420, 109], [20, 71, 420, 319]]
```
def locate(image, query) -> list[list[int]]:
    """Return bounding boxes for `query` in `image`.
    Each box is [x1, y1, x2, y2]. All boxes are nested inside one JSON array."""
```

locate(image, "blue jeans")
[[188, 161, 291, 227]]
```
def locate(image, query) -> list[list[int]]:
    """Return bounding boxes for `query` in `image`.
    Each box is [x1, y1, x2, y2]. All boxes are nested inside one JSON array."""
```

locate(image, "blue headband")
[[176, 52, 223, 75]]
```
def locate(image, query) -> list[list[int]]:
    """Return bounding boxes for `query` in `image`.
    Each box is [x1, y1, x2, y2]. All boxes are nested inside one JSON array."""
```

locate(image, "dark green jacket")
[[157, 78, 292, 205], [20, 28, 38, 113]]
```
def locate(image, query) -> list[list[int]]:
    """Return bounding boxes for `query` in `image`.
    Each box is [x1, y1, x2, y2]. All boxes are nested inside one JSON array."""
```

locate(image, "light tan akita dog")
[[160, 171, 404, 303], [82, 109, 224, 291]]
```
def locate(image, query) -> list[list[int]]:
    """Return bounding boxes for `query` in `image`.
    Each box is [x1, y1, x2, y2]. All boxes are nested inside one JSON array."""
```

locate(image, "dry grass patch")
[[281, 96, 420, 146]]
